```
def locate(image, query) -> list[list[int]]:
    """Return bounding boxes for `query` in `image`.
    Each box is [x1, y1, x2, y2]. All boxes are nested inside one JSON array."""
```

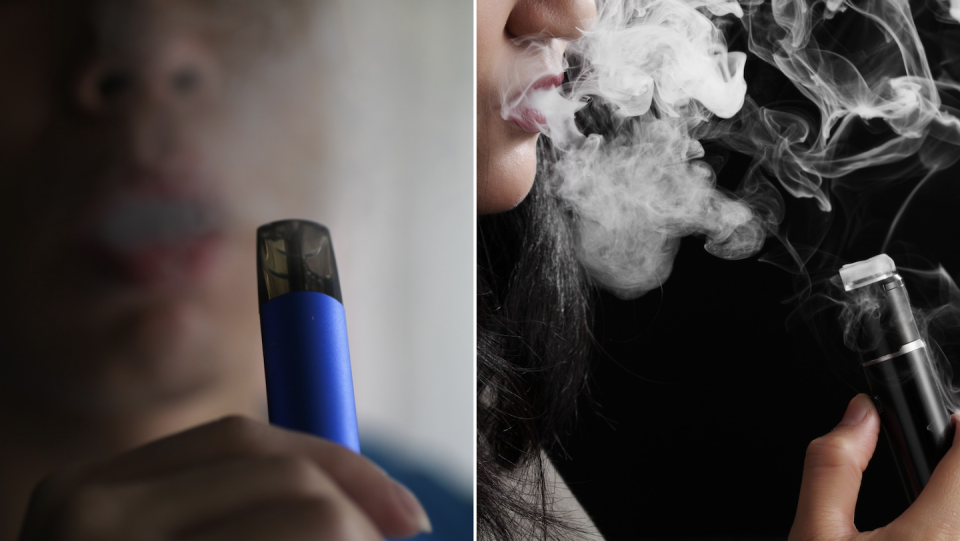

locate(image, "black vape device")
[[840, 254, 954, 502]]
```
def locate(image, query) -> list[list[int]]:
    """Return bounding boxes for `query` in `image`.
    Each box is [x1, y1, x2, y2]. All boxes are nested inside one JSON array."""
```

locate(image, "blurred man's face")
[[0, 0, 333, 412]]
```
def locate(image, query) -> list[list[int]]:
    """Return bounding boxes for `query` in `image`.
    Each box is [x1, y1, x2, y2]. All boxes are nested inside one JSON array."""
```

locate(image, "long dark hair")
[[476, 147, 595, 540]]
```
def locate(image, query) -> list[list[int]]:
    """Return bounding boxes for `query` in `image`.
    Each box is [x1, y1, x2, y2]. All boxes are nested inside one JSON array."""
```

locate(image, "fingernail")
[[839, 394, 870, 426], [392, 480, 432, 534]]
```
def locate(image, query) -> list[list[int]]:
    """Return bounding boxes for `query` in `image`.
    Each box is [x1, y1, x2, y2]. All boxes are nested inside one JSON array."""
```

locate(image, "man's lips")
[[95, 198, 220, 249], [78, 193, 227, 289], [88, 233, 225, 288]]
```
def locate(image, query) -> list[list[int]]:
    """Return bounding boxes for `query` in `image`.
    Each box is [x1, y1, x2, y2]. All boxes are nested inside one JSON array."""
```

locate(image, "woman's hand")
[[790, 393, 960, 541], [17, 416, 431, 541]]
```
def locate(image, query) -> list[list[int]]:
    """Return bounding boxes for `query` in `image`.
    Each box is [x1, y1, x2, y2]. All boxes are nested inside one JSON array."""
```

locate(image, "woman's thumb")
[[789, 393, 880, 541]]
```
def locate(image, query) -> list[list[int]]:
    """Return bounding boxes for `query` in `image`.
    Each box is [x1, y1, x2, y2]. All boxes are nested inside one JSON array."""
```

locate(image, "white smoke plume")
[[502, 0, 960, 299]]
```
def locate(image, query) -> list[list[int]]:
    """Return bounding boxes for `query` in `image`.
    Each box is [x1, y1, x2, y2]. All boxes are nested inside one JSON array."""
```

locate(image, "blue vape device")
[[257, 220, 360, 452]]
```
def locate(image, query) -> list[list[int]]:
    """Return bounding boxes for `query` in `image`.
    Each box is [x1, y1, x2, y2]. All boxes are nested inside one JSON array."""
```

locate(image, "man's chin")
[[8, 302, 224, 416], [98, 303, 226, 411]]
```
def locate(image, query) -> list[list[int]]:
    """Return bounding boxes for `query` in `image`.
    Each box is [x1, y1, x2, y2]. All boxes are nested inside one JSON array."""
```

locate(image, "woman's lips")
[[509, 107, 549, 134], [531, 73, 564, 91], [506, 73, 565, 134]]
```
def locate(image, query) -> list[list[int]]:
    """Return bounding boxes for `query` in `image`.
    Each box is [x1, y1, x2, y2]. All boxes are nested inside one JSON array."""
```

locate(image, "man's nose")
[[76, 36, 217, 115]]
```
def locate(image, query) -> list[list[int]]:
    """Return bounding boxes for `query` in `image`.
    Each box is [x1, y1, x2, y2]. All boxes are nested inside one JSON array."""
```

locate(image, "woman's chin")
[[477, 136, 539, 214]]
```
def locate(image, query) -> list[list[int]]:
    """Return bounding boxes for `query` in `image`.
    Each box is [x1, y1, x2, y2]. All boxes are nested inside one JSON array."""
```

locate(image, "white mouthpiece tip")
[[839, 254, 897, 291]]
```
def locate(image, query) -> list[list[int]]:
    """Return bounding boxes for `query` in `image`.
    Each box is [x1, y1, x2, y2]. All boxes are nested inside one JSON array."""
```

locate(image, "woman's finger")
[[887, 414, 960, 540], [789, 394, 880, 541]]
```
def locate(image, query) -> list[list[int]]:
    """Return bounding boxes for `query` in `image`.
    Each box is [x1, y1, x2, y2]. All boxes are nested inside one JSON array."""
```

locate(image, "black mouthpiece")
[[257, 220, 342, 307]]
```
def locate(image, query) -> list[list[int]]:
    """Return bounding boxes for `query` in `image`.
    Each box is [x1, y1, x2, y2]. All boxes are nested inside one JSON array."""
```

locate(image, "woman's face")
[[0, 0, 334, 412], [476, 0, 596, 214]]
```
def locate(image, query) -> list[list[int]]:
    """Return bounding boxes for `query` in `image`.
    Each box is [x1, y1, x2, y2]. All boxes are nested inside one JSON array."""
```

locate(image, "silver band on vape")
[[862, 339, 926, 367]]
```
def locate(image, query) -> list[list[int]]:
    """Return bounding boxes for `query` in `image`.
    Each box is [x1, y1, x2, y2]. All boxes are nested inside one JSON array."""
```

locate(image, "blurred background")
[[312, 1, 473, 537]]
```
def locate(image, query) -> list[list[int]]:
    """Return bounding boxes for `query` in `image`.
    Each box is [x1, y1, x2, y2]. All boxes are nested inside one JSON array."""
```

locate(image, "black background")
[[554, 160, 960, 539], [551, 6, 960, 534]]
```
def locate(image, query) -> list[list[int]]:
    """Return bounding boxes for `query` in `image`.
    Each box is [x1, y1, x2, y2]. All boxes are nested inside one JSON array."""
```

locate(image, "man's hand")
[[18, 417, 432, 541]]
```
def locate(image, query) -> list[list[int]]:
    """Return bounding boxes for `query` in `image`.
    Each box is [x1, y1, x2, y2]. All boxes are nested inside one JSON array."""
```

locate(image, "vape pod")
[[257, 220, 360, 453], [839, 254, 953, 502]]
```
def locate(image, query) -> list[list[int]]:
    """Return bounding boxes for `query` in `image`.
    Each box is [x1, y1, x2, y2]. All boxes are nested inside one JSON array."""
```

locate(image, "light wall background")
[[314, 0, 474, 492]]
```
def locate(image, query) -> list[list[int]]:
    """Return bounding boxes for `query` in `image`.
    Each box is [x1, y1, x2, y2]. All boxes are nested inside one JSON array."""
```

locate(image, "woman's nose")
[[506, 0, 597, 40], [76, 37, 216, 114]]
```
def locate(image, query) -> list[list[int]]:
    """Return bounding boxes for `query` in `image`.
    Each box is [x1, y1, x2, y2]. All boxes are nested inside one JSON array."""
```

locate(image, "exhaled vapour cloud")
[[502, 0, 960, 299]]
